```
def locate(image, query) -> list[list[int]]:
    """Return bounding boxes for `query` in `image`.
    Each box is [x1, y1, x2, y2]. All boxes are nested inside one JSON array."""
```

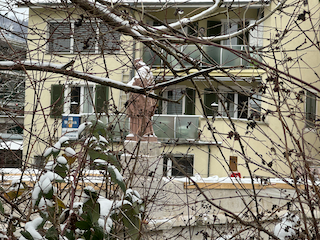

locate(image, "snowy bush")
[[17, 120, 143, 240]]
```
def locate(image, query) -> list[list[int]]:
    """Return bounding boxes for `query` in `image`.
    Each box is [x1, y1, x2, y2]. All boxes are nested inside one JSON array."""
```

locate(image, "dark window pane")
[[238, 93, 248, 119], [306, 91, 316, 128], [70, 86, 80, 114], [163, 155, 194, 177], [143, 46, 161, 66], [185, 88, 195, 115], [49, 22, 71, 52], [95, 85, 109, 113], [204, 88, 218, 116], [50, 84, 64, 118], [207, 21, 221, 40], [249, 95, 261, 121]]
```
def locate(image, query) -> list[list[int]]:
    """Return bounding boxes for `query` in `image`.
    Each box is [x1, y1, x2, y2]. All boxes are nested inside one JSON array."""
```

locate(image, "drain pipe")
[[207, 145, 211, 177], [130, 40, 137, 79]]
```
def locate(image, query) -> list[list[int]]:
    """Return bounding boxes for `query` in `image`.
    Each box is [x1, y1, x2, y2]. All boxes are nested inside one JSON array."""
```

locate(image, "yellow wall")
[[25, 2, 319, 178]]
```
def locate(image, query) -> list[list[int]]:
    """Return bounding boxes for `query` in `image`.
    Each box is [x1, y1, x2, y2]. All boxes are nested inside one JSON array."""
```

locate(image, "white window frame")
[[64, 83, 96, 115], [48, 20, 120, 54], [161, 86, 186, 115]]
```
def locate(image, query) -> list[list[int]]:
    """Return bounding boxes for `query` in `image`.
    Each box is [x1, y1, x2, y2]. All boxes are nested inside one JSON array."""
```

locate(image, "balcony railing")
[[62, 114, 200, 141], [152, 115, 200, 140], [143, 45, 262, 68]]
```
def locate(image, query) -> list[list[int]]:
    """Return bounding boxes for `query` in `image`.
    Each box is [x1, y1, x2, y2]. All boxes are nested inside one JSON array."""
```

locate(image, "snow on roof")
[[0, 140, 23, 150]]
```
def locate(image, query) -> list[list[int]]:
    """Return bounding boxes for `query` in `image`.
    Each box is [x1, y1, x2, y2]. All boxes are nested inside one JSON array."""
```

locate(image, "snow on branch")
[[0, 60, 216, 102], [153, 0, 222, 32], [70, 0, 286, 44]]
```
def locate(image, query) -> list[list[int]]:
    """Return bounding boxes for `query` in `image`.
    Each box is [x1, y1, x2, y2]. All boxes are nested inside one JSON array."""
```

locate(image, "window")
[[48, 21, 121, 54], [218, 88, 261, 120], [204, 88, 218, 116], [207, 21, 249, 45], [306, 90, 317, 128], [0, 149, 22, 168], [69, 86, 93, 114], [202, 87, 261, 119], [163, 154, 194, 177], [221, 22, 249, 45], [159, 87, 195, 115], [50, 84, 109, 118]]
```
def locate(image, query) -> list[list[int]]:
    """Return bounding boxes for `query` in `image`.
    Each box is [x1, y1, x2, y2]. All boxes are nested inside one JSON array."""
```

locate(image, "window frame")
[[64, 84, 95, 115], [163, 154, 194, 177], [217, 86, 261, 120], [159, 86, 196, 115], [51, 83, 109, 118], [305, 90, 317, 128], [47, 20, 121, 54]]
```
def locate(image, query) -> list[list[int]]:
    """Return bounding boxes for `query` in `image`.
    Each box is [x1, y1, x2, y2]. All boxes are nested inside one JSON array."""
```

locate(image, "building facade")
[[23, 0, 319, 179]]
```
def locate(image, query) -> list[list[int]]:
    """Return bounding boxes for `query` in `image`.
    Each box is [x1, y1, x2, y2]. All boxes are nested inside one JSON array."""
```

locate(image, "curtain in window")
[[167, 89, 183, 115], [222, 92, 235, 118], [83, 86, 94, 113]]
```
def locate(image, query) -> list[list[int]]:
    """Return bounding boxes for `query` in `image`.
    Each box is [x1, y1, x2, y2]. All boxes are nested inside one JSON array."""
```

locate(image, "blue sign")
[[61, 115, 81, 140]]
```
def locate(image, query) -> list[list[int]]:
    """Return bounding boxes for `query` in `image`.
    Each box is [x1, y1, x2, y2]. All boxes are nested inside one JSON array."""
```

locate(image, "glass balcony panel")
[[221, 46, 242, 67], [249, 51, 263, 67], [143, 47, 161, 66], [152, 115, 175, 139], [203, 45, 221, 65], [181, 45, 201, 67], [175, 116, 199, 139], [108, 114, 129, 140]]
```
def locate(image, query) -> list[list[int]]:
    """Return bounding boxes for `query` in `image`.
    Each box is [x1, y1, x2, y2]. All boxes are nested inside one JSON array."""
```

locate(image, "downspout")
[[207, 145, 211, 177], [129, 3, 137, 80], [130, 40, 136, 79]]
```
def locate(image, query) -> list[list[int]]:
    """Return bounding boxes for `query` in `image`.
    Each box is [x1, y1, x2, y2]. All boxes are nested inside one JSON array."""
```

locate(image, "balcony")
[[62, 114, 129, 141], [143, 45, 261, 68], [62, 114, 200, 142], [152, 115, 200, 141]]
